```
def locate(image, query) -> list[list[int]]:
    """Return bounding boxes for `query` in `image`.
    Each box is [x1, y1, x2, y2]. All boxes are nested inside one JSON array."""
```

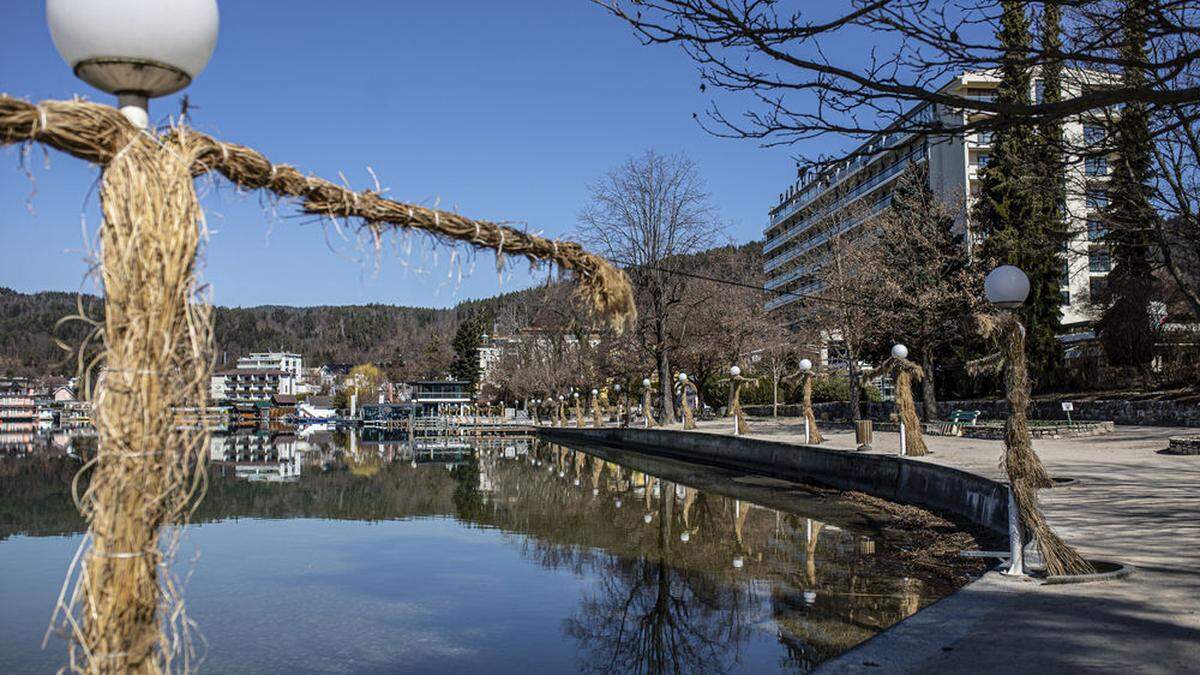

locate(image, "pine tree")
[[974, 1, 1064, 388], [449, 312, 489, 387], [1097, 0, 1159, 372]]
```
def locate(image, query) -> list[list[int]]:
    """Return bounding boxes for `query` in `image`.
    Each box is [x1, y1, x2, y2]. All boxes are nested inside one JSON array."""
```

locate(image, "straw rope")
[[0, 96, 636, 330], [784, 371, 825, 444]]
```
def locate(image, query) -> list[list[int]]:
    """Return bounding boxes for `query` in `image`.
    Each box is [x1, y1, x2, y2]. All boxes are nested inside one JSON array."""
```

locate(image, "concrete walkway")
[[683, 418, 1200, 674]]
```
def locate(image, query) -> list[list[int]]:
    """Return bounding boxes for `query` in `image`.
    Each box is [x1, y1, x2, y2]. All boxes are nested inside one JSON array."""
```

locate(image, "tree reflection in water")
[[4, 434, 974, 673], [563, 476, 754, 675]]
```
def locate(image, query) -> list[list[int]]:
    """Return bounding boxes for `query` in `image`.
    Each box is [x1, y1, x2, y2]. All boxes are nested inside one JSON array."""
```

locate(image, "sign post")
[[1062, 401, 1074, 426]]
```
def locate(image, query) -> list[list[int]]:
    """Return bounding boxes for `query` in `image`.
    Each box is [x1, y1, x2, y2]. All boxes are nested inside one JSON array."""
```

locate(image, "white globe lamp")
[[891, 344, 909, 360], [730, 365, 741, 377], [642, 378, 651, 388], [47, 0, 220, 128], [799, 358, 813, 372], [985, 265, 1030, 310], [678, 373, 688, 383]]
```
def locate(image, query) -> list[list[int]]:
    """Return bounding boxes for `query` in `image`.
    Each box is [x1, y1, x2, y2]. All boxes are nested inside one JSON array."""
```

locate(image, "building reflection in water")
[[5, 432, 955, 673]]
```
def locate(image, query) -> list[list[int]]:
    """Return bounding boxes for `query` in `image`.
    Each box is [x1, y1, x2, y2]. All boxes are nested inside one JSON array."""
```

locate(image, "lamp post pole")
[[43, 1, 221, 669]]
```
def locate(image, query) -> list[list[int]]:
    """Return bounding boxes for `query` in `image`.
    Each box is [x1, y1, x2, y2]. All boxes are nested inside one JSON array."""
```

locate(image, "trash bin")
[[854, 419, 873, 452]]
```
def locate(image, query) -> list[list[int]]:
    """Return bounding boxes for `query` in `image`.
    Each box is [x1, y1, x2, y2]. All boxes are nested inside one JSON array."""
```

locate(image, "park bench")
[[938, 409, 981, 436]]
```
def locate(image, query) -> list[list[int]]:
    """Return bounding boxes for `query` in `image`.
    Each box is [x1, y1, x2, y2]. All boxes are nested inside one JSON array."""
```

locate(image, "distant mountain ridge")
[[0, 241, 761, 378]]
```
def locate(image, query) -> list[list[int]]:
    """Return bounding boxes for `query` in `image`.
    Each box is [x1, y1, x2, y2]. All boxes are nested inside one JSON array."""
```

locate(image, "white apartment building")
[[211, 369, 296, 402], [238, 352, 304, 380], [763, 70, 1110, 331]]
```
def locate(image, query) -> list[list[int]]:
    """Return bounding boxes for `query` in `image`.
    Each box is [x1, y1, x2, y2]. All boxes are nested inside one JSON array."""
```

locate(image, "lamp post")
[[613, 383, 625, 427], [985, 265, 1031, 577], [590, 388, 602, 428], [677, 373, 697, 430], [795, 358, 824, 446], [41, 2, 221, 669], [47, 0, 219, 129], [890, 343, 911, 456], [641, 377, 657, 428]]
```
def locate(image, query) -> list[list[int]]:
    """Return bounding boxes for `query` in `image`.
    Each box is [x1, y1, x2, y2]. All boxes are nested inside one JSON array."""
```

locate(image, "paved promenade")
[[683, 418, 1200, 673]]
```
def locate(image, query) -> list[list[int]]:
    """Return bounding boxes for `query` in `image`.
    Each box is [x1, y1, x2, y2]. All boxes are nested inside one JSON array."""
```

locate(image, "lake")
[[0, 430, 983, 673]]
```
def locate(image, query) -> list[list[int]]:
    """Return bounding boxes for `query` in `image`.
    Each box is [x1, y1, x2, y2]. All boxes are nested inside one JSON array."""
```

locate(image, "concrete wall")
[[745, 397, 1200, 428], [539, 427, 1009, 535]]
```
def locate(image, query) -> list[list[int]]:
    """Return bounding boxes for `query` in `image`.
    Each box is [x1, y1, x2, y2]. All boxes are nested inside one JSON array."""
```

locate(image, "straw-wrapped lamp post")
[[3, 2, 635, 671], [641, 378, 658, 428], [880, 343, 928, 456], [784, 359, 824, 445], [971, 266, 1091, 577], [676, 373, 698, 430]]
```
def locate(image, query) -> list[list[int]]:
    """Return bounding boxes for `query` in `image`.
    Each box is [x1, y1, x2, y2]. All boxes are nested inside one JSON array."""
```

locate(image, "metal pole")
[[804, 417, 810, 444], [899, 422, 907, 456], [1003, 487, 1026, 576]]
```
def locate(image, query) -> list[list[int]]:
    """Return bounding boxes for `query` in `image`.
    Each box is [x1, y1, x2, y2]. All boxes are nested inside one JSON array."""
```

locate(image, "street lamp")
[[891, 344, 908, 360], [984, 264, 1030, 310], [985, 264, 1032, 576], [47, 0, 220, 128], [730, 365, 741, 377], [799, 358, 813, 372]]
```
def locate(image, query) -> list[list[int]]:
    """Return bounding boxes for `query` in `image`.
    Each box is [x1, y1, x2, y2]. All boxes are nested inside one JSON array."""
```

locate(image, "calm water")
[[0, 430, 971, 673]]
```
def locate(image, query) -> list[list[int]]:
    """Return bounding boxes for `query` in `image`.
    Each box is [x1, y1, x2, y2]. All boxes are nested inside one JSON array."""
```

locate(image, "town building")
[[237, 352, 303, 379], [763, 70, 1110, 337], [409, 380, 472, 417], [211, 368, 296, 402]]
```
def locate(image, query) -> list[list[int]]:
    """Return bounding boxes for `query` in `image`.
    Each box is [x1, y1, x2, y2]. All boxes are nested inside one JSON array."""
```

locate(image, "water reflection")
[[0, 431, 970, 673]]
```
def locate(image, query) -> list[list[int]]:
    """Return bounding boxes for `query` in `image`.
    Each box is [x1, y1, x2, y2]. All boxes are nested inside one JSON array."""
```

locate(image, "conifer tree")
[[1097, 0, 1160, 372], [974, 1, 1064, 388]]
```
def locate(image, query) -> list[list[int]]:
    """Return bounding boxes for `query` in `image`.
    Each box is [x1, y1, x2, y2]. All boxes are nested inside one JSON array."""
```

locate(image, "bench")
[[937, 409, 981, 436]]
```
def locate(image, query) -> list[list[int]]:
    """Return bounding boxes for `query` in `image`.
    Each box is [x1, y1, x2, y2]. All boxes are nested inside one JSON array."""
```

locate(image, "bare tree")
[[593, 1, 1200, 167], [578, 150, 721, 421], [853, 167, 984, 418]]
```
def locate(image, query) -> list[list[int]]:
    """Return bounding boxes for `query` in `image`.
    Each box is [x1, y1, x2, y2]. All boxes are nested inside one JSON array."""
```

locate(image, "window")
[[1089, 277, 1108, 303], [1087, 219, 1108, 241], [974, 153, 991, 168], [1089, 246, 1111, 273], [1083, 124, 1105, 145], [1034, 80, 1046, 104], [1085, 156, 1109, 176], [1087, 189, 1109, 211], [1060, 259, 1070, 286], [977, 130, 993, 145], [1060, 290, 1071, 305]]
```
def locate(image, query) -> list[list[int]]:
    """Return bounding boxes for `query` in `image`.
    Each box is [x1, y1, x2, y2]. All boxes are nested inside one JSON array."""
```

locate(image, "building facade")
[[212, 369, 296, 402], [763, 71, 1108, 332]]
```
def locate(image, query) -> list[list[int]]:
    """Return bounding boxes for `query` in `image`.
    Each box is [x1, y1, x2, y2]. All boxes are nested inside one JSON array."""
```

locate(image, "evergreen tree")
[[1097, 0, 1160, 372], [449, 312, 490, 387], [974, 1, 1065, 388]]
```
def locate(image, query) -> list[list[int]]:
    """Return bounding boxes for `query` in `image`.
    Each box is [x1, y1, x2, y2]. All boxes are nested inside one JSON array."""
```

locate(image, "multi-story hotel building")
[[763, 71, 1109, 331]]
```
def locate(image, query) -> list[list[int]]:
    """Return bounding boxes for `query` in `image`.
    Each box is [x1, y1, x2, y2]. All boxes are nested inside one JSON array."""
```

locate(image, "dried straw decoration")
[[880, 356, 928, 456], [678, 380, 698, 430], [726, 373, 757, 435], [784, 371, 825, 445], [591, 395, 604, 428], [0, 96, 636, 330], [574, 397, 585, 428], [642, 386, 658, 427], [971, 312, 1093, 576]]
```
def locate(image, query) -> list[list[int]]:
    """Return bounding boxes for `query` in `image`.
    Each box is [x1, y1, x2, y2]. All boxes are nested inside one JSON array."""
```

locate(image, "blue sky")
[[0, 1, 809, 308]]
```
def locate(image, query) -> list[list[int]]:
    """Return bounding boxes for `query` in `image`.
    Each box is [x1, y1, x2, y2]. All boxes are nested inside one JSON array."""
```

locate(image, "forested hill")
[[0, 287, 468, 378], [0, 283, 574, 378], [0, 241, 762, 378]]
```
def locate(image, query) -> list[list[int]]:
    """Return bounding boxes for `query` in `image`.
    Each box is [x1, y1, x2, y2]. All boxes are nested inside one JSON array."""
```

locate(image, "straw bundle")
[[728, 374, 756, 435], [881, 357, 927, 456], [642, 388, 658, 427], [783, 372, 825, 445], [972, 313, 1092, 576], [591, 396, 604, 428], [679, 381, 697, 430], [47, 126, 211, 673], [574, 398, 585, 428], [0, 96, 636, 330]]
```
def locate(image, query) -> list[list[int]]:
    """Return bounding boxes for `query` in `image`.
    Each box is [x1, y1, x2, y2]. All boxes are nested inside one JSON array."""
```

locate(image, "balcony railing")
[[764, 190, 896, 274], [764, 147, 925, 258], [767, 129, 924, 232]]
